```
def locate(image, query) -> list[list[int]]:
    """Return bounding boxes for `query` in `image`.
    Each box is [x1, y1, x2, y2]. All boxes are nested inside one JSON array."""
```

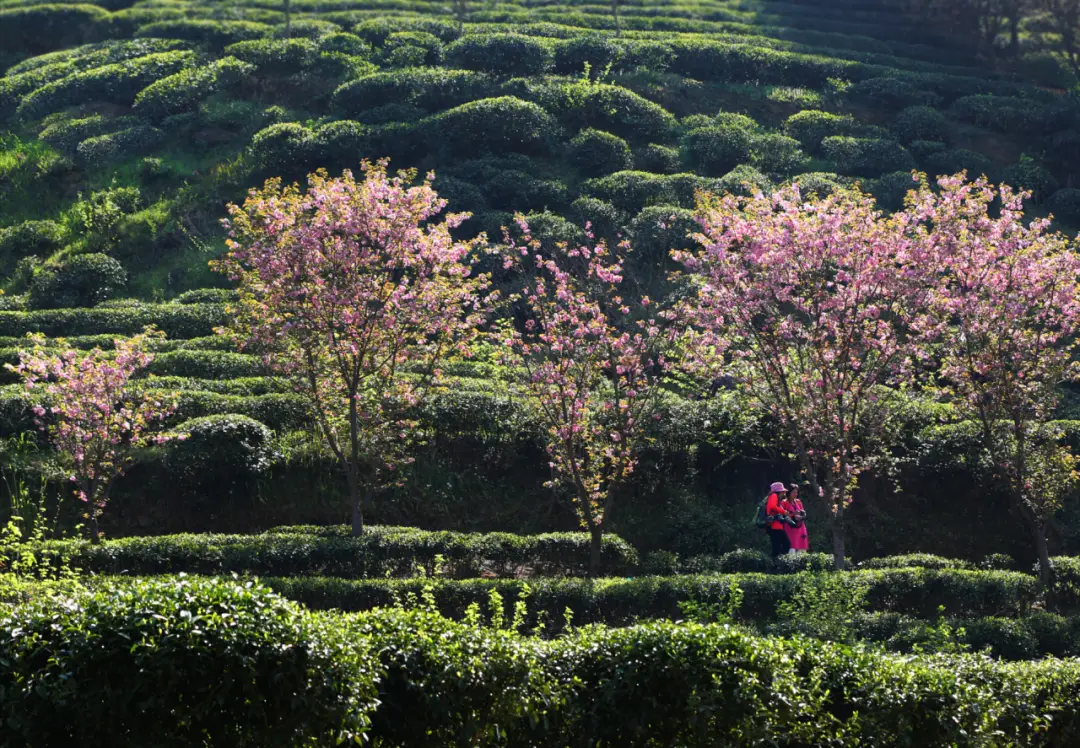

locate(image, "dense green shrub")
[[667, 39, 857, 88], [134, 56, 254, 120], [1048, 188, 1080, 225], [23, 527, 639, 579], [951, 94, 1071, 136], [0, 577, 371, 747], [629, 205, 697, 265], [0, 4, 109, 58], [750, 133, 807, 176], [635, 143, 680, 174], [146, 349, 266, 379], [75, 124, 165, 165], [868, 170, 919, 211], [681, 125, 753, 177], [333, 68, 493, 115], [791, 171, 845, 197], [822, 136, 915, 177], [38, 113, 139, 153], [552, 35, 622, 75], [445, 33, 553, 77], [134, 19, 272, 50], [553, 84, 675, 141], [1002, 157, 1058, 203], [167, 414, 276, 490], [27, 253, 127, 310], [583, 170, 677, 213], [319, 32, 372, 57], [226, 37, 319, 74], [382, 31, 444, 66], [716, 164, 773, 196], [248, 121, 314, 172], [923, 147, 994, 179], [18, 50, 197, 120], [166, 391, 310, 431], [267, 566, 1038, 625], [173, 288, 238, 305], [0, 220, 64, 261], [858, 553, 974, 571], [352, 17, 458, 46], [483, 171, 568, 212], [892, 105, 949, 144], [425, 96, 559, 157], [0, 303, 226, 337], [784, 109, 861, 152], [569, 196, 624, 239], [567, 128, 633, 177], [847, 76, 941, 110]]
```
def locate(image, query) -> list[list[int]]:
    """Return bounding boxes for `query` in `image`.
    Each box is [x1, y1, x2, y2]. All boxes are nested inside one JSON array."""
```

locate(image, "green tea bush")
[[146, 349, 266, 379], [445, 33, 553, 77], [567, 128, 633, 177], [352, 17, 458, 46], [868, 170, 919, 210], [0, 303, 226, 337], [0, 4, 109, 58], [0, 220, 63, 261], [167, 414, 276, 490], [951, 94, 1071, 136], [18, 50, 197, 120], [583, 170, 678, 213], [923, 147, 994, 179], [24, 527, 639, 579], [846, 76, 941, 110], [1048, 188, 1080, 225], [248, 121, 314, 172], [545, 84, 676, 141], [0, 576, 372, 747], [629, 205, 697, 265], [332, 68, 493, 114], [680, 125, 753, 177], [858, 553, 974, 571], [75, 124, 165, 165], [134, 56, 254, 120], [822, 135, 915, 177], [275, 18, 341, 40], [791, 171, 845, 197], [38, 113, 140, 153], [750, 132, 807, 176], [667, 39, 856, 87], [552, 35, 622, 75], [382, 31, 444, 66], [27, 253, 127, 310], [425, 96, 559, 157], [134, 19, 272, 50], [225, 37, 319, 75], [716, 164, 773, 196], [569, 196, 623, 239], [173, 288, 238, 305], [1002, 157, 1058, 203], [483, 171, 568, 212], [891, 105, 949, 144], [635, 143, 680, 174], [319, 32, 371, 57]]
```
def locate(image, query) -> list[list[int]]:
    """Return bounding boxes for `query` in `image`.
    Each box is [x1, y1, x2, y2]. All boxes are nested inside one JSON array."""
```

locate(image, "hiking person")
[[765, 481, 791, 557], [783, 484, 809, 555]]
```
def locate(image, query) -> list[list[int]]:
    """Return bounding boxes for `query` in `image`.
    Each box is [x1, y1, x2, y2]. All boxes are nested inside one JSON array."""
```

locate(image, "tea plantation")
[[5, 0, 1080, 744]]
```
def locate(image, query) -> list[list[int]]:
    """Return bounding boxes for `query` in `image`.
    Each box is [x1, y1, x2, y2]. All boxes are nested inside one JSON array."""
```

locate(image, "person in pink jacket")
[[782, 484, 809, 554]]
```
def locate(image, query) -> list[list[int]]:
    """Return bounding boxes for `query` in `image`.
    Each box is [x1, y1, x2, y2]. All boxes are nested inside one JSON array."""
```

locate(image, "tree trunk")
[[588, 525, 603, 578], [832, 506, 846, 571], [284, 0, 291, 38], [1035, 519, 1053, 598], [89, 514, 101, 545], [612, 0, 621, 37], [347, 467, 364, 537]]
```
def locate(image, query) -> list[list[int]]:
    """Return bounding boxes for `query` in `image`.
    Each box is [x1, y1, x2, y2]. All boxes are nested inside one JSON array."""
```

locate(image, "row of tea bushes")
[[19, 526, 639, 579], [3, 576, 1079, 746]]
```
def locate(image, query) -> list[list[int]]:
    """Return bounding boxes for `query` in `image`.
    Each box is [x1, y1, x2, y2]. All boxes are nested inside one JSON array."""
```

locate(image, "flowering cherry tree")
[[7, 329, 178, 542], [214, 162, 490, 536], [496, 217, 669, 576], [679, 184, 934, 569], [909, 175, 1080, 587]]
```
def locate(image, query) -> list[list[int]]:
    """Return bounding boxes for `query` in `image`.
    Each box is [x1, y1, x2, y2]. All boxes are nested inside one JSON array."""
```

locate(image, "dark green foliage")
[[0, 303, 226, 337], [629, 205, 697, 265], [951, 94, 1072, 136], [716, 164, 773, 196], [333, 68, 493, 115], [39, 114, 141, 153], [847, 76, 942, 110], [134, 19, 272, 51], [167, 391, 310, 431], [569, 196, 623, 239], [667, 39, 858, 87], [382, 31, 444, 67], [1002, 157, 1058, 203], [134, 57, 254, 121], [923, 147, 994, 179], [147, 349, 266, 379], [18, 50, 197, 120], [636, 143, 680, 174], [681, 125, 753, 177], [751, 133, 807, 176], [1049, 188, 1080, 225], [552, 35, 622, 75], [0, 576, 372, 747], [173, 288, 238, 305], [352, 17, 458, 46], [0, 220, 63, 262], [822, 136, 915, 178], [556, 84, 676, 141], [790, 171, 845, 197], [567, 128, 632, 177], [0, 4, 109, 58], [167, 414, 275, 490], [28, 253, 127, 310], [858, 553, 974, 570], [249, 121, 314, 172], [784, 110, 861, 152], [319, 32, 371, 57], [76, 124, 165, 165], [426, 96, 559, 157], [892, 105, 949, 144], [445, 33, 553, 77], [23, 527, 640, 579], [868, 170, 919, 210]]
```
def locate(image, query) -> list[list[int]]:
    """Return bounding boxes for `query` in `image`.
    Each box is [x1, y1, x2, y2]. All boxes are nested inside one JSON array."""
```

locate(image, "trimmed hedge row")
[[21, 527, 639, 579], [4, 577, 1080, 747], [0, 303, 227, 338], [264, 566, 1037, 624]]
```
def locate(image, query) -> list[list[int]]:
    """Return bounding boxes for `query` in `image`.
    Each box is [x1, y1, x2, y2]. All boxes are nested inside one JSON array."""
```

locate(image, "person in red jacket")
[[765, 481, 791, 558]]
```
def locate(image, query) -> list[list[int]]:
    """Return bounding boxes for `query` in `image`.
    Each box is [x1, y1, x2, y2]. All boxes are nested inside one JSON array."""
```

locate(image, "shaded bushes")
[[0, 4, 109, 58], [27, 253, 127, 310], [891, 105, 949, 144], [680, 125, 752, 176], [75, 123, 164, 165], [425, 96, 559, 157], [146, 349, 267, 379], [567, 128, 632, 176], [24, 526, 639, 579], [822, 136, 915, 177], [445, 33, 553, 77], [167, 414, 276, 491], [133, 56, 254, 120], [785, 110, 860, 152], [332, 68, 493, 115], [133, 19, 272, 51]]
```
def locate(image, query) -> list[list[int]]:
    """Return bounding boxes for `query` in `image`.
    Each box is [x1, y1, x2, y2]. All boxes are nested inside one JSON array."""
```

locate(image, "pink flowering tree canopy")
[[6, 328, 179, 542], [214, 162, 491, 536], [679, 183, 935, 569], [909, 175, 1080, 585], [496, 217, 670, 576]]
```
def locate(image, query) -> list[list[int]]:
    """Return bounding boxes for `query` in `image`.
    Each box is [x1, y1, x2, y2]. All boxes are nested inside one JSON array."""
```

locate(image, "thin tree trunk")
[[612, 0, 621, 37], [284, 0, 291, 38], [832, 502, 846, 570], [588, 525, 603, 578], [347, 467, 364, 536], [1035, 519, 1053, 597], [89, 514, 101, 545]]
